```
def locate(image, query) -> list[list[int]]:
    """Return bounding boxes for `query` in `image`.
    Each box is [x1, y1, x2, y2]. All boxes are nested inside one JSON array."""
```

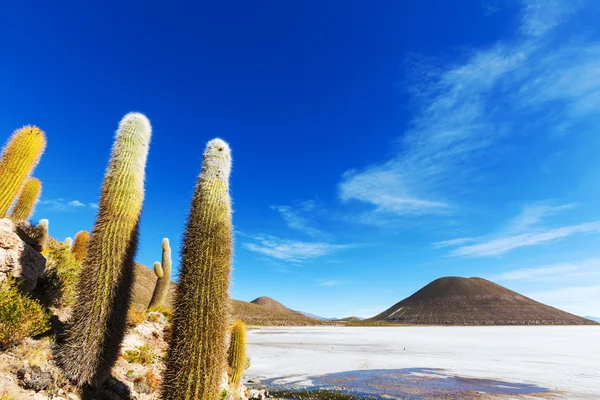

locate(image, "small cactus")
[[9, 177, 42, 221], [55, 113, 151, 387], [148, 238, 171, 309], [227, 320, 247, 393], [162, 139, 233, 400], [71, 230, 90, 264], [0, 126, 46, 217], [64, 237, 73, 247]]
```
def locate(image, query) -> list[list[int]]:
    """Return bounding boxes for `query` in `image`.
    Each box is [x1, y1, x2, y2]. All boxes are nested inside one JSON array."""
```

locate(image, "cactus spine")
[[0, 126, 46, 217], [161, 139, 232, 400], [55, 113, 151, 387], [227, 320, 247, 393], [9, 177, 42, 221], [71, 230, 90, 264], [149, 238, 171, 309]]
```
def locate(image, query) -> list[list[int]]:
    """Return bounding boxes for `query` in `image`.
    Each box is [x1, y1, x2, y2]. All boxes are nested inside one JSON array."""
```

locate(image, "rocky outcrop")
[[0, 218, 46, 291]]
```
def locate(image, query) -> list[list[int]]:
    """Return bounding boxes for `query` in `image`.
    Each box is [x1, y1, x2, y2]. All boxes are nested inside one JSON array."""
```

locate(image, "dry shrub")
[[134, 368, 160, 394], [0, 277, 50, 349], [123, 345, 155, 365], [127, 306, 146, 327]]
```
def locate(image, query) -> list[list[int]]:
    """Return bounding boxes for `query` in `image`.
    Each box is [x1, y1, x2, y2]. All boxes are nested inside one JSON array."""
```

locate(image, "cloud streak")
[[494, 258, 600, 282], [271, 201, 327, 238], [39, 198, 98, 211], [337, 0, 600, 225], [243, 234, 351, 263], [450, 221, 600, 257]]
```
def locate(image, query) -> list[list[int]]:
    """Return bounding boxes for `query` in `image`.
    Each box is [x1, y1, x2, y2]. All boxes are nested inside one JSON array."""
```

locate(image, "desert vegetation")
[[0, 113, 253, 399]]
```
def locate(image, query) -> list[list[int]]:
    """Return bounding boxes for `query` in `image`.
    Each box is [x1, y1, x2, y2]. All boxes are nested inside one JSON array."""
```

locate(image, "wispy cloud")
[[39, 198, 98, 212], [494, 258, 600, 282], [243, 234, 351, 263], [452, 222, 600, 257], [316, 279, 347, 287], [438, 203, 600, 257], [271, 200, 327, 238], [504, 204, 576, 233], [337, 0, 600, 225]]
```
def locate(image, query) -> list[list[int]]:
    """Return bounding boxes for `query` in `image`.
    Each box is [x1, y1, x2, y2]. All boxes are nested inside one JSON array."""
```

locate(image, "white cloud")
[[271, 201, 327, 238], [504, 204, 576, 233], [337, 0, 600, 224], [243, 234, 350, 263], [317, 279, 346, 287], [39, 198, 97, 211], [432, 237, 478, 248], [438, 203, 600, 257], [449, 221, 600, 257], [494, 258, 600, 281]]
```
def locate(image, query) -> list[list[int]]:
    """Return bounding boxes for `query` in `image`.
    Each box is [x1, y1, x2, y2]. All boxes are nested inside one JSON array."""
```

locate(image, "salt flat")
[[246, 326, 600, 398]]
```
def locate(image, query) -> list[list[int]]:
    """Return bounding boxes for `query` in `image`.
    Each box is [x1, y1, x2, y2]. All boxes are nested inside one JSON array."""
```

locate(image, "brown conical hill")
[[369, 277, 597, 325], [250, 296, 298, 313]]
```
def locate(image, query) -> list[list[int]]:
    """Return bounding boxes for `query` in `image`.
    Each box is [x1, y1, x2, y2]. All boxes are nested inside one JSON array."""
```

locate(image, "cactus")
[[16, 219, 49, 252], [153, 261, 163, 278], [148, 238, 171, 309], [55, 113, 151, 387], [71, 230, 90, 264], [161, 139, 233, 400], [9, 177, 42, 221], [64, 237, 73, 247], [0, 126, 46, 217], [227, 320, 246, 393]]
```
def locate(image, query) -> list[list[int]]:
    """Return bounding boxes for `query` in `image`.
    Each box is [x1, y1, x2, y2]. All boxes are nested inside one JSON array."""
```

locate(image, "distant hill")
[[369, 277, 598, 326], [250, 296, 298, 314], [131, 264, 326, 326], [585, 316, 600, 323], [298, 311, 334, 321]]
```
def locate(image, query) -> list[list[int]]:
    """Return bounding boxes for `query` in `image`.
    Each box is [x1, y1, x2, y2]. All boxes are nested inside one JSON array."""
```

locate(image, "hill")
[[369, 277, 597, 325], [131, 264, 325, 326], [250, 296, 298, 313]]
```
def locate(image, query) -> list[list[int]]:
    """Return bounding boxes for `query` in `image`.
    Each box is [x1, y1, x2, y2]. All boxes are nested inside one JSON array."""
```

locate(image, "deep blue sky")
[[2, 1, 600, 318]]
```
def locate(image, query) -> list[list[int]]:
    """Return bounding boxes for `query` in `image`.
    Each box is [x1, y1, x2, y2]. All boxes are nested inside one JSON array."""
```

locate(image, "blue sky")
[[1, 0, 599, 318]]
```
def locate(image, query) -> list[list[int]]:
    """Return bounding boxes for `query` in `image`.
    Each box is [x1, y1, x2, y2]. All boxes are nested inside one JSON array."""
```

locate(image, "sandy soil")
[[245, 326, 600, 399]]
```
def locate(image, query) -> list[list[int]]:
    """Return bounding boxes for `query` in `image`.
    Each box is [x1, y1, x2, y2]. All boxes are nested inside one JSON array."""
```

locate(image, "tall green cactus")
[[161, 139, 233, 400], [0, 126, 46, 217], [55, 113, 151, 387], [149, 238, 171, 309], [9, 177, 42, 221], [71, 230, 90, 264], [227, 320, 247, 393]]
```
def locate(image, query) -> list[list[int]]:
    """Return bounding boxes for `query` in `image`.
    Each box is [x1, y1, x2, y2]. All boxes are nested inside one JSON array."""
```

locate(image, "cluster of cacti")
[[0, 113, 242, 396], [15, 219, 49, 252], [55, 113, 151, 387], [0, 126, 46, 217], [161, 139, 233, 400], [227, 320, 247, 393], [9, 177, 42, 221], [71, 230, 90, 264], [149, 238, 172, 309]]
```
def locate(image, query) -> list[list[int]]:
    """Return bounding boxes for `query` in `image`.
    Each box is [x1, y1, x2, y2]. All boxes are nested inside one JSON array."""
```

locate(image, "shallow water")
[[262, 368, 549, 399]]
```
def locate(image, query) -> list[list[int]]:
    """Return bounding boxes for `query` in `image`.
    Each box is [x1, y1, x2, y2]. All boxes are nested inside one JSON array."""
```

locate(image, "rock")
[[0, 218, 46, 291], [247, 389, 268, 399], [16, 366, 53, 391]]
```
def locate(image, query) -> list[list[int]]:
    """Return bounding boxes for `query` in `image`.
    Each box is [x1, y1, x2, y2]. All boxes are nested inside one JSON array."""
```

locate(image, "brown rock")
[[0, 218, 46, 291]]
